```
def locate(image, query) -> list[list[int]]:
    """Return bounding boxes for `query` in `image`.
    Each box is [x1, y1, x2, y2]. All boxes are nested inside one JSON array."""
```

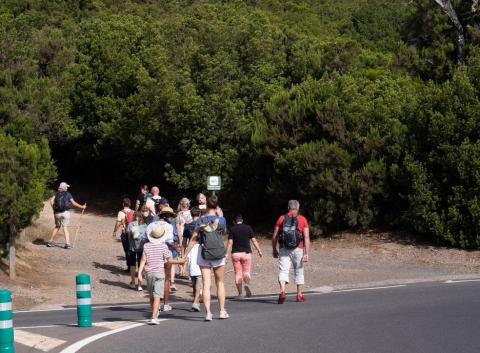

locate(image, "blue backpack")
[[53, 192, 71, 213]]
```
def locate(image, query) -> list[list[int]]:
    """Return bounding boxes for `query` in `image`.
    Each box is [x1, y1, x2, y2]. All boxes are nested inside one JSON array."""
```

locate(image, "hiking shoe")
[[244, 285, 252, 297], [137, 285, 143, 291], [64, 244, 72, 249], [205, 313, 213, 321], [170, 283, 177, 291], [296, 294, 307, 302], [192, 303, 201, 312], [162, 304, 172, 312], [278, 291, 286, 304], [219, 310, 230, 319], [46, 241, 54, 247], [147, 318, 159, 325]]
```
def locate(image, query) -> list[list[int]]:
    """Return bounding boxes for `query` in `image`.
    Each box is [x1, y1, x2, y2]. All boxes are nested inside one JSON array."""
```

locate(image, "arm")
[[113, 220, 123, 238], [251, 237, 263, 257], [70, 198, 87, 210], [226, 239, 233, 261], [168, 257, 186, 265], [183, 231, 199, 259], [138, 254, 146, 283], [303, 227, 310, 262], [49, 196, 55, 208], [216, 207, 224, 218], [272, 226, 280, 258], [135, 200, 140, 211]]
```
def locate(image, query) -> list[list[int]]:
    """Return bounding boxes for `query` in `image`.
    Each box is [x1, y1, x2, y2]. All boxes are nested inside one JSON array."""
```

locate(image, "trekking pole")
[[72, 207, 86, 249]]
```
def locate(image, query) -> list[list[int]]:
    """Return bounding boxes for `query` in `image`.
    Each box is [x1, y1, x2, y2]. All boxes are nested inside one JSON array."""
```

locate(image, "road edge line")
[[58, 321, 152, 353]]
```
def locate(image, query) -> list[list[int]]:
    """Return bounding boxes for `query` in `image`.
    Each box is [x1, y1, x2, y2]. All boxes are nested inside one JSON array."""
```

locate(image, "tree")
[[0, 132, 56, 278], [432, 0, 465, 63]]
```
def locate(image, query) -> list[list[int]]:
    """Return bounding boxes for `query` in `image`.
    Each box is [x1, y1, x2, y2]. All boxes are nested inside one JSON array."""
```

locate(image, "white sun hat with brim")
[[148, 223, 169, 244]]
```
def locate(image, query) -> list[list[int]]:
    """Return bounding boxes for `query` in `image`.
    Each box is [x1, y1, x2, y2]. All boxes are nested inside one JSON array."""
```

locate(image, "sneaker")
[[236, 293, 246, 300], [147, 318, 159, 325], [137, 285, 143, 291], [170, 283, 177, 291], [191, 303, 201, 312], [244, 285, 252, 297], [129, 282, 136, 289], [219, 310, 230, 319], [296, 294, 307, 302], [278, 291, 286, 304], [64, 244, 72, 249], [46, 241, 54, 247], [162, 304, 172, 312], [205, 313, 213, 321]]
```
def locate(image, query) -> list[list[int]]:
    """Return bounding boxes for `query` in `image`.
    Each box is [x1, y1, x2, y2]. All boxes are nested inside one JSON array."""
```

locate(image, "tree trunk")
[[9, 222, 16, 280], [433, 0, 466, 63]]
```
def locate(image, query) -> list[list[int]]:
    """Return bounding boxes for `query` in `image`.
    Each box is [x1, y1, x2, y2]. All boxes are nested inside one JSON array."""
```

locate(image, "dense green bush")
[[2, 0, 480, 247]]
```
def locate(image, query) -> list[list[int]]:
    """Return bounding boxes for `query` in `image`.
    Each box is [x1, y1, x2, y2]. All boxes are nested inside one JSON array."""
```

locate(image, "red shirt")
[[275, 212, 309, 249]]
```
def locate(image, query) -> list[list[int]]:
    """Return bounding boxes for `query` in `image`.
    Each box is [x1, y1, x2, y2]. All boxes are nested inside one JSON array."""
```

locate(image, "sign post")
[[207, 176, 221, 196]]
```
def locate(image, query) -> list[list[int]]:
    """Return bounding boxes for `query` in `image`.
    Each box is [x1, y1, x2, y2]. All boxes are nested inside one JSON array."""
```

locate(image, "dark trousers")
[[120, 232, 130, 270]]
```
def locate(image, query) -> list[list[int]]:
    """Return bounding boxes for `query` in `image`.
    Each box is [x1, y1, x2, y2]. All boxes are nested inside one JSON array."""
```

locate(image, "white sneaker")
[[192, 303, 201, 312], [219, 310, 230, 319], [205, 313, 213, 321], [147, 318, 159, 325], [137, 285, 143, 291], [162, 304, 172, 312]]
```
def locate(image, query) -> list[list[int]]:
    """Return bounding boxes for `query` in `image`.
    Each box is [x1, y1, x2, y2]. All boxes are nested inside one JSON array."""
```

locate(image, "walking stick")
[[72, 206, 86, 249]]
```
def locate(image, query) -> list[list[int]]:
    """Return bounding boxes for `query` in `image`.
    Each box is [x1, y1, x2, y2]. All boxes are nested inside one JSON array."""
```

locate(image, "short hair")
[[288, 200, 300, 210], [140, 205, 150, 213], [141, 184, 148, 191], [234, 214, 243, 223], [190, 206, 201, 218], [207, 195, 218, 209], [123, 198, 131, 208], [151, 186, 160, 194]]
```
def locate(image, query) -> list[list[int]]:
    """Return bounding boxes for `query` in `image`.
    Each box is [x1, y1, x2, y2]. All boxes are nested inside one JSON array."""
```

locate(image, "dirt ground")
[[1, 202, 480, 310]]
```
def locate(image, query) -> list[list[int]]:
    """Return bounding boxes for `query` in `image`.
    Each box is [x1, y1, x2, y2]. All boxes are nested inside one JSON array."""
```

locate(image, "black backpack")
[[281, 214, 301, 249], [199, 217, 227, 260], [53, 192, 71, 213]]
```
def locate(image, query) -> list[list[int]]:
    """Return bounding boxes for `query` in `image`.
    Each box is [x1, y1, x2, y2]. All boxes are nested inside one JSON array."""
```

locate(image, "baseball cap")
[[59, 182, 70, 190]]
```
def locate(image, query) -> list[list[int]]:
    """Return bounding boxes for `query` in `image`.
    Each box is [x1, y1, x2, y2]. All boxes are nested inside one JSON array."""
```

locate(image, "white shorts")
[[197, 252, 226, 268], [54, 211, 71, 227]]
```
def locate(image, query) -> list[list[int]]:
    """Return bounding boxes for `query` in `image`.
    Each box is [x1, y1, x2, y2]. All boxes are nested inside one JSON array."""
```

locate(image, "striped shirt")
[[143, 242, 171, 275]]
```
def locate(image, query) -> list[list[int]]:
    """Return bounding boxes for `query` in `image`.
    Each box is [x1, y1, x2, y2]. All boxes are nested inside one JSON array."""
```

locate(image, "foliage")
[[2, 0, 480, 247]]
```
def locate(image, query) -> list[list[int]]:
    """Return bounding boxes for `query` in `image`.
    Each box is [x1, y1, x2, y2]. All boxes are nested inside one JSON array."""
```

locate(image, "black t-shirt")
[[183, 223, 195, 240], [136, 193, 147, 208], [228, 223, 254, 253]]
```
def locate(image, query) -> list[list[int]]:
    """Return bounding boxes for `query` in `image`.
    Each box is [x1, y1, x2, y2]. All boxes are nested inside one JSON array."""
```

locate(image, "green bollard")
[[76, 274, 92, 327], [0, 290, 14, 353]]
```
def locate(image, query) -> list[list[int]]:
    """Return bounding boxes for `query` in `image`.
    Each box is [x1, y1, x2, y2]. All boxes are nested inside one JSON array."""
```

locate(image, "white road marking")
[[15, 330, 67, 352], [445, 279, 480, 284], [16, 324, 74, 329], [334, 285, 406, 293], [59, 321, 161, 353]]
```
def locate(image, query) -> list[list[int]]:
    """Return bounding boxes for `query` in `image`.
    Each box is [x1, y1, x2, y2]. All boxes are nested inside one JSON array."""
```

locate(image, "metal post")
[[0, 290, 14, 352], [76, 274, 92, 327]]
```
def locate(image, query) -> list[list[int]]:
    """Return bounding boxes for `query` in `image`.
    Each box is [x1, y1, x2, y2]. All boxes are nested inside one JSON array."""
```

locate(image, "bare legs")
[[49, 226, 70, 245]]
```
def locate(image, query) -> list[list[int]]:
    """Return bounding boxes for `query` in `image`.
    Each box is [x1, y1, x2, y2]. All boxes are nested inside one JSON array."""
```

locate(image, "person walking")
[[272, 200, 310, 304], [181, 207, 201, 277], [127, 211, 147, 291], [227, 214, 263, 298], [145, 186, 167, 215], [184, 196, 229, 321], [135, 185, 149, 211], [47, 182, 86, 249], [138, 223, 185, 325], [187, 243, 202, 312], [196, 193, 223, 217], [113, 198, 135, 272]]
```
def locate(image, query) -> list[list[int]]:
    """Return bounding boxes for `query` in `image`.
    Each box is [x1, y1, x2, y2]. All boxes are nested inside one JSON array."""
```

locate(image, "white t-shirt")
[[188, 244, 201, 277]]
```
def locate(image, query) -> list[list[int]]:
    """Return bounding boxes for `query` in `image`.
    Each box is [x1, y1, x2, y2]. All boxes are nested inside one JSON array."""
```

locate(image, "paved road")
[[14, 281, 480, 353]]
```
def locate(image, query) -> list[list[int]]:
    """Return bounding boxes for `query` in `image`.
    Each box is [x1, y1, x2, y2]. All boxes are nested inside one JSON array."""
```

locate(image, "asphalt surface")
[[14, 281, 480, 353]]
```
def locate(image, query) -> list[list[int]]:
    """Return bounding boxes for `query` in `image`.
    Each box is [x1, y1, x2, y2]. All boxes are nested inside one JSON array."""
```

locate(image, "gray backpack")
[[199, 217, 226, 260]]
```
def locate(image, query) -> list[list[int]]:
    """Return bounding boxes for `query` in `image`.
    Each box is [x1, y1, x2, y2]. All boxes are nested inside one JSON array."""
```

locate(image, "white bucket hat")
[[147, 223, 169, 244]]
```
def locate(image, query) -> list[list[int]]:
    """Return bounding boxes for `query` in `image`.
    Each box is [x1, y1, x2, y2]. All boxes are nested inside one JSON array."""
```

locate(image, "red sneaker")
[[296, 294, 307, 302], [278, 291, 286, 304]]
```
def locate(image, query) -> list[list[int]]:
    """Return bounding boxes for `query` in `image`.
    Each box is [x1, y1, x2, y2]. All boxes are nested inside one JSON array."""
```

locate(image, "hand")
[[258, 250, 263, 258], [82, 204, 87, 210], [225, 254, 229, 263], [138, 275, 143, 283], [303, 254, 309, 262], [272, 249, 278, 258]]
